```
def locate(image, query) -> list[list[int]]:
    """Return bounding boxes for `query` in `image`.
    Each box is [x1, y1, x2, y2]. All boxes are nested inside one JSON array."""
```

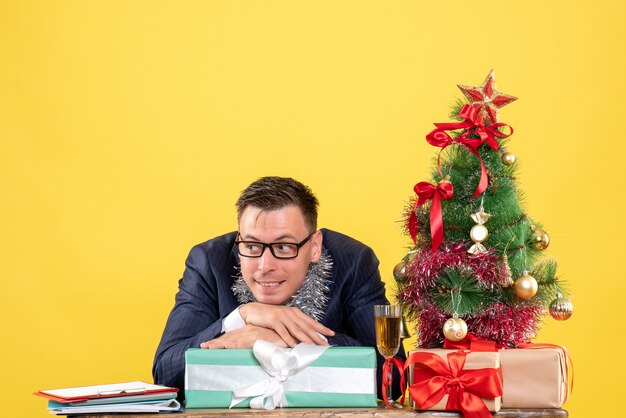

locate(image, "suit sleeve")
[[152, 245, 230, 395], [326, 244, 406, 400]]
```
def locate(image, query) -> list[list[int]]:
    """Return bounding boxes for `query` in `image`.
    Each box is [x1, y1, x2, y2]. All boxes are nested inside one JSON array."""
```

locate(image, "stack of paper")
[[35, 381, 181, 415]]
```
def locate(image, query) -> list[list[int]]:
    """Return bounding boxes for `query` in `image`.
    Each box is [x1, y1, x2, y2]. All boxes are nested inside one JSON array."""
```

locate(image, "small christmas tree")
[[396, 71, 573, 348]]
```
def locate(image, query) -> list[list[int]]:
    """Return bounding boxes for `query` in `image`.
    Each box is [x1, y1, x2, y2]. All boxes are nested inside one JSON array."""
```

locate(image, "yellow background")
[[1, 1, 623, 417]]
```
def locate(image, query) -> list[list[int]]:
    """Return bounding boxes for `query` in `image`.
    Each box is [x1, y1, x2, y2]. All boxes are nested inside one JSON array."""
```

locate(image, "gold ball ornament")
[[532, 229, 550, 250], [442, 317, 468, 341], [549, 297, 574, 320], [514, 271, 538, 299], [502, 151, 516, 165], [393, 261, 408, 282]]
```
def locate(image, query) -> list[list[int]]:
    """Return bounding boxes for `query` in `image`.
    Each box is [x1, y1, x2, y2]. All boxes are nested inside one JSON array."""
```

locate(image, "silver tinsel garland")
[[231, 251, 333, 321]]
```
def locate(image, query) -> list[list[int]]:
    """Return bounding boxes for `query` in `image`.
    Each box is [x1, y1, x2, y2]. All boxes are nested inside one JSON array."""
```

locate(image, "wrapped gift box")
[[185, 344, 377, 408], [407, 349, 502, 414], [499, 347, 569, 408]]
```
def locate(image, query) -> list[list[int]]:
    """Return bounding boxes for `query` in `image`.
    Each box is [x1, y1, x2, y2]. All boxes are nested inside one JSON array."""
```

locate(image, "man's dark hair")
[[236, 176, 319, 232]]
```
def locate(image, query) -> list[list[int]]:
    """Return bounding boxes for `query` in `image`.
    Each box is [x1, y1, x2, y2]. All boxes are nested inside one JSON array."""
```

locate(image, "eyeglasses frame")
[[235, 231, 316, 260]]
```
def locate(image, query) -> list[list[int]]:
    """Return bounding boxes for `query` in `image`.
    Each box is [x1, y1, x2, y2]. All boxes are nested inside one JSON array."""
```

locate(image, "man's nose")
[[257, 247, 278, 271]]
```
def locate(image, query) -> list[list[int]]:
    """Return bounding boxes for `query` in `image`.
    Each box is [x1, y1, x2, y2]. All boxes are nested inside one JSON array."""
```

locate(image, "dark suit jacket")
[[153, 228, 405, 400]]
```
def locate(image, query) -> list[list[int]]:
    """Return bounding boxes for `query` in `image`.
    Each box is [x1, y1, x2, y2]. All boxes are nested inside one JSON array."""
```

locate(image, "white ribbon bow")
[[229, 340, 330, 410]]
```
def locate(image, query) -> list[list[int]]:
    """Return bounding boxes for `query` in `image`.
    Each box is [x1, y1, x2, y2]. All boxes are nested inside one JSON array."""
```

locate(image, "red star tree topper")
[[457, 70, 518, 124]]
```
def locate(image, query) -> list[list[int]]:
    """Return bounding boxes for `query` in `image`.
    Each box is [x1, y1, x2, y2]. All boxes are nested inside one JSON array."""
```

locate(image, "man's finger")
[[272, 322, 298, 347], [291, 322, 330, 346], [287, 327, 315, 345], [308, 331, 330, 346], [292, 310, 335, 337], [201, 335, 228, 349], [306, 318, 335, 337], [276, 316, 327, 346], [274, 309, 335, 344]]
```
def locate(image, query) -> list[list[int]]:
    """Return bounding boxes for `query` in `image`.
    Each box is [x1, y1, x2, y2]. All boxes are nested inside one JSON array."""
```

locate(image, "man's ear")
[[310, 230, 323, 262]]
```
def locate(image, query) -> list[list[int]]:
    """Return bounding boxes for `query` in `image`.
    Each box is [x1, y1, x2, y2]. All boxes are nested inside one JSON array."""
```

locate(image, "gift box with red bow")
[[406, 348, 502, 418], [443, 335, 572, 408]]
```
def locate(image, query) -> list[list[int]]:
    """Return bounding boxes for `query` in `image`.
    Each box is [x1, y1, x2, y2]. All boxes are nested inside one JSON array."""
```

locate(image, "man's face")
[[238, 205, 322, 305]]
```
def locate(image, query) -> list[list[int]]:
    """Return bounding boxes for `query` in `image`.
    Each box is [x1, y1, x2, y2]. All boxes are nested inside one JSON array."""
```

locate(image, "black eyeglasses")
[[235, 232, 315, 259]]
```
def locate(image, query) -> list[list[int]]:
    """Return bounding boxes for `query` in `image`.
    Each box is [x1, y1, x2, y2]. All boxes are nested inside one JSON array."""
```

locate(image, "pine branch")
[[431, 266, 500, 315]]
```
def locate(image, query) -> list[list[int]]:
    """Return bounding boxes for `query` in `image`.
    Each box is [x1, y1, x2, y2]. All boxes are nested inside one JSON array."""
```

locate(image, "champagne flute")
[[374, 304, 402, 408]]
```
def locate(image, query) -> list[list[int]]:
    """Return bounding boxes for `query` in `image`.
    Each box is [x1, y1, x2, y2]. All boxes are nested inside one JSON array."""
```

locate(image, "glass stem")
[[386, 369, 394, 405]]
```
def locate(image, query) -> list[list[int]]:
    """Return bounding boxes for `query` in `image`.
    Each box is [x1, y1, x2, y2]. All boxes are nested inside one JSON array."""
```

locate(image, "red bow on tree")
[[404, 351, 503, 418], [425, 104, 513, 198], [409, 179, 454, 251], [436, 104, 513, 150]]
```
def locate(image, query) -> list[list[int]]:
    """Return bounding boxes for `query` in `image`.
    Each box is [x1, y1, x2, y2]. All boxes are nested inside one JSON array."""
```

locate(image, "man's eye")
[[246, 243, 261, 252], [275, 244, 296, 254]]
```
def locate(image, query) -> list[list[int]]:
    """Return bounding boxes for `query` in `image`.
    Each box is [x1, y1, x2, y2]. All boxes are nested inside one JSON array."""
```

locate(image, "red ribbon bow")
[[435, 104, 513, 151], [444, 333, 505, 352], [411, 180, 454, 251], [404, 351, 503, 418], [381, 357, 406, 408], [425, 104, 513, 198]]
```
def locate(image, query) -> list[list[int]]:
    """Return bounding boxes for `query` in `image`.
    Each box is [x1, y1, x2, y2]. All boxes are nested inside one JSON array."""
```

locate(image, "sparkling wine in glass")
[[374, 304, 402, 408]]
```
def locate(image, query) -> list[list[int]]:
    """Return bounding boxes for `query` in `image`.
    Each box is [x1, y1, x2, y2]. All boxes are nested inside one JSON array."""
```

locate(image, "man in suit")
[[153, 176, 404, 399]]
